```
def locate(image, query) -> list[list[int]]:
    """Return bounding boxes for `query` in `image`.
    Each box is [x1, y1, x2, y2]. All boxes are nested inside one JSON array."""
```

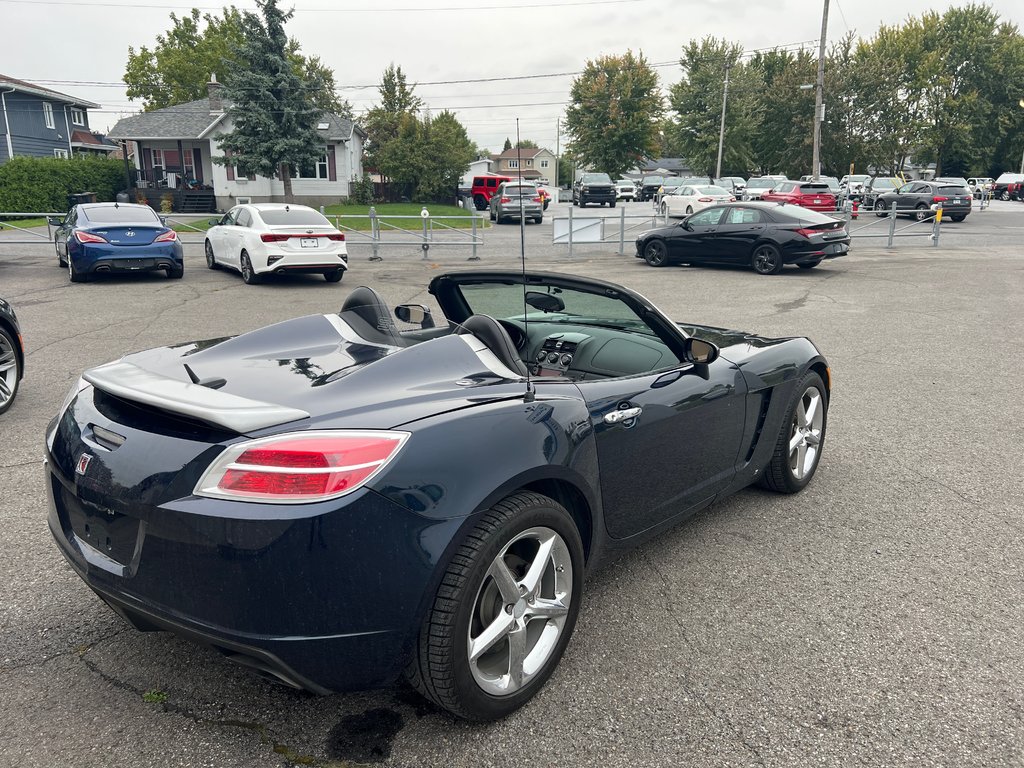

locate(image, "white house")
[[107, 80, 366, 212]]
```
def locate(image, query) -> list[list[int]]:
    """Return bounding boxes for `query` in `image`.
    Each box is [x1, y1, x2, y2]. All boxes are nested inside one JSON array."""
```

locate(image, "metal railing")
[[0, 212, 64, 243], [552, 206, 666, 256]]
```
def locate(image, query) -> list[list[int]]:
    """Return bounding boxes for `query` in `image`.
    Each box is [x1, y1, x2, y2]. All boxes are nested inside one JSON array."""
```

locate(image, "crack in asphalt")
[[0, 627, 129, 673], [638, 548, 770, 768], [0, 459, 41, 470]]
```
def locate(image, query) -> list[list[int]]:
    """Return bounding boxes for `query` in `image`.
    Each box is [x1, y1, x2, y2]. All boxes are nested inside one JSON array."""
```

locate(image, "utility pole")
[[555, 118, 560, 188], [715, 63, 731, 180], [812, 0, 830, 181]]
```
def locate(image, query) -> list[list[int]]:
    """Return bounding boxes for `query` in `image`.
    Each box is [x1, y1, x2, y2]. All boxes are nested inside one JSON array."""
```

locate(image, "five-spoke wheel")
[[760, 371, 828, 493], [752, 243, 783, 275]]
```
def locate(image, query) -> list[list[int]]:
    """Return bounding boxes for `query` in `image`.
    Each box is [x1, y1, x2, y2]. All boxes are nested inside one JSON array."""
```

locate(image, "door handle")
[[604, 406, 642, 424]]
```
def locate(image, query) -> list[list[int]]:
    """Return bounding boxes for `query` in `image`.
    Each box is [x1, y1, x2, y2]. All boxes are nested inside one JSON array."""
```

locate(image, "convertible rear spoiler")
[[83, 361, 309, 433]]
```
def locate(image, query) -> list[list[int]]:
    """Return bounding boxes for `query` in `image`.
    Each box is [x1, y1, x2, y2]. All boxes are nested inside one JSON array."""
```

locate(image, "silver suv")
[[489, 182, 544, 224]]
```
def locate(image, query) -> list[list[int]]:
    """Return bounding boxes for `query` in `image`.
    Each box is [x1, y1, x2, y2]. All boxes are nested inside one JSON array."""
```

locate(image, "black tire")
[[474, 195, 488, 211], [949, 215, 965, 222], [406, 491, 584, 721], [874, 199, 888, 217], [643, 239, 669, 267], [797, 260, 821, 270], [914, 204, 931, 222], [660, 203, 668, 216], [533, 216, 543, 224], [323, 268, 344, 283], [759, 371, 828, 493], [205, 240, 219, 269], [751, 243, 784, 275], [0, 325, 21, 415], [68, 257, 87, 283], [240, 252, 260, 285], [166, 264, 184, 279], [489, 208, 495, 221], [56, 241, 67, 268], [609, 201, 615, 208]]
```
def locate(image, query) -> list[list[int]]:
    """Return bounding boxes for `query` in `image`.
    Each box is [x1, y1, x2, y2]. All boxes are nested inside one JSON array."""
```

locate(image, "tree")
[[503, 137, 513, 151], [215, 0, 324, 203], [363, 64, 422, 183], [124, 6, 343, 113], [565, 51, 663, 179], [375, 110, 475, 201], [670, 38, 760, 177]]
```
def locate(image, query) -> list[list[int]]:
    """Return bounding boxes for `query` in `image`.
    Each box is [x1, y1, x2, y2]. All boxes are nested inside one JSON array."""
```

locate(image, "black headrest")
[[457, 314, 528, 377]]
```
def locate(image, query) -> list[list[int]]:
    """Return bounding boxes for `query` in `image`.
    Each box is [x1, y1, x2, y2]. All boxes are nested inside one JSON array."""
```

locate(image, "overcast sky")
[[4, 0, 1024, 151]]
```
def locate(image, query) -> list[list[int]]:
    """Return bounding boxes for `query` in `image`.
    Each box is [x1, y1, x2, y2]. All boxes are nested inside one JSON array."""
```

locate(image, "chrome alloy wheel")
[[467, 526, 573, 696], [788, 385, 824, 480], [0, 331, 19, 409]]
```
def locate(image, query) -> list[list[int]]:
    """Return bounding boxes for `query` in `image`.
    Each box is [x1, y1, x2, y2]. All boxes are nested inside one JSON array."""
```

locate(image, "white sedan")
[[204, 203, 348, 285], [660, 185, 735, 217]]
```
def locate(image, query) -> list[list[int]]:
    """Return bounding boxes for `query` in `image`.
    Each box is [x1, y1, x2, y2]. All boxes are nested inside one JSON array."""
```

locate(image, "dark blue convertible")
[[46, 271, 830, 720]]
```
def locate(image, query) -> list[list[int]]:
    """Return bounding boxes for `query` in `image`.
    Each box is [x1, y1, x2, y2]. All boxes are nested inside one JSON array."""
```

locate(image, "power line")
[[0, 0, 648, 10]]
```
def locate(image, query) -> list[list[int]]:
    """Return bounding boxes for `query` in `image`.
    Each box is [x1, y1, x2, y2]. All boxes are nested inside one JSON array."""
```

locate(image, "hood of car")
[[89, 314, 529, 434]]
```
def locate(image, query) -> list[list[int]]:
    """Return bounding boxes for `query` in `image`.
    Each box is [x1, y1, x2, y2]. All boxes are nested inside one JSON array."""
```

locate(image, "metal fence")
[[551, 206, 667, 257]]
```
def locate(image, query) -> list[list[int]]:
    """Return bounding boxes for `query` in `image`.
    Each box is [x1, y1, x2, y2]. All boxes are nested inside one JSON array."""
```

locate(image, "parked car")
[[636, 201, 850, 274], [489, 181, 544, 224], [471, 174, 514, 210], [205, 204, 348, 285], [660, 184, 735, 217], [761, 181, 836, 212], [992, 172, 1024, 201], [50, 203, 183, 283], [935, 177, 970, 191], [742, 177, 780, 201], [573, 172, 616, 207], [0, 296, 24, 415], [715, 176, 746, 194], [615, 179, 638, 200], [861, 177, 902, 210], [967, 177, 994, 199], [46, 269, 831, 721], [639, 175, 666, 201], [872, 180, 972, 222], [838, 174, 871, 201]]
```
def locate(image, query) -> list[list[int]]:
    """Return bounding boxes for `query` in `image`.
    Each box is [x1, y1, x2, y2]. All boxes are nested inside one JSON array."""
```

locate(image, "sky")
[[3, 0, 1024, 152]]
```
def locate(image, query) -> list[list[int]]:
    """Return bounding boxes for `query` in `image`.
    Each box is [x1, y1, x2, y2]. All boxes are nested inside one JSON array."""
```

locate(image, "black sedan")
[[0, 296, 24, 414], [46, 271, 831, 720], [50, 203, 184, 282], [872, 181, 972, 222], [636, 202, 850, 274]]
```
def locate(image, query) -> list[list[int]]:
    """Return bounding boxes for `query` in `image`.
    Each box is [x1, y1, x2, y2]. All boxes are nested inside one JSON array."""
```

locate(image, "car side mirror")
[[47, 216, 62, 226], [684, 337, 719, 365], [208, 218, 220, 226], [395, 303, 435, 329], [681, 220, 693, 230]]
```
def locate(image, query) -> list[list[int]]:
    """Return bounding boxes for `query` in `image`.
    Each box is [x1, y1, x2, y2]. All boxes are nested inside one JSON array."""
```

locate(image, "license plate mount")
[[300, 238, 319, 248]]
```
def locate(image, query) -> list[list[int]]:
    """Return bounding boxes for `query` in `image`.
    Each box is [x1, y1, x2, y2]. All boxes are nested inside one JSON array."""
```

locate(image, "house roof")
[[0, 74, 100, 108], [70, 130, 119, 149], [494, 147, 549, 160], [640, 157, 690, 173], [108, 97, 365, 142]]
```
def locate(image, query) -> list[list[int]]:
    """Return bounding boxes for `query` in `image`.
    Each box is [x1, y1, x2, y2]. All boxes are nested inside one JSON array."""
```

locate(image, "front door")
[[668, 206, 725, 263], [579, 358, 747, 540], [709, 206, 769, 264]]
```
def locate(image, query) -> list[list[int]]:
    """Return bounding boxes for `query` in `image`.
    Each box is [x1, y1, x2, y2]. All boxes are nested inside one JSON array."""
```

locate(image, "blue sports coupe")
[[46, 271, 831, 720], [51, 202, 184, 282]]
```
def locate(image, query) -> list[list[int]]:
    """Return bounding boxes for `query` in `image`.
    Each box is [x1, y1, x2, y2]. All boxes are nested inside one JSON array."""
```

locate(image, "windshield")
[[581, 173, 611, 183], [641, 176, 664, 185], [81, 205, 161, 224], [259, 208, 332, 226], [457, 281, 657, 338]]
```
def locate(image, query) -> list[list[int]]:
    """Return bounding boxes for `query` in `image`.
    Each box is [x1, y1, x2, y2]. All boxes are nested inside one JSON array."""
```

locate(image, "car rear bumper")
[[259, 250, 348, 273], [73, 243, 183, 274]]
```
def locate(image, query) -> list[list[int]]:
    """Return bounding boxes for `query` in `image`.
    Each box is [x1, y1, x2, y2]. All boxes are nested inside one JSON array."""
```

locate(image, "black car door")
[[666, 206, 725, 262], [578, 358, 747, 540], [706, 206, 769, 263]]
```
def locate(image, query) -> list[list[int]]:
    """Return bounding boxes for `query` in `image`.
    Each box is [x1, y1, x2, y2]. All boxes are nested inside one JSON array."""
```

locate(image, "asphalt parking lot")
[[1, 201, 1022, 767]]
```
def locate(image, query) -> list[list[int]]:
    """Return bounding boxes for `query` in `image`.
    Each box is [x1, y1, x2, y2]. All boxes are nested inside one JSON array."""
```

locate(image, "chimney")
[[208, 73, 223, 114]]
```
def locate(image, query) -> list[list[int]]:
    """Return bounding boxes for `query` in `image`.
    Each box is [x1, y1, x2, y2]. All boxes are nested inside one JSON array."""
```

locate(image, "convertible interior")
[[337, 278, 686, 382]]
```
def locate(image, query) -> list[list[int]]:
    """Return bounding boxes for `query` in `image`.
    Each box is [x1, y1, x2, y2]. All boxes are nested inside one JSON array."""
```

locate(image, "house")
[[107, 79, 367, 213], [0, 74, 103, 164], [460, 156, 494, 186], [492, 147, 557, 184], [637, 158, 693, 177]]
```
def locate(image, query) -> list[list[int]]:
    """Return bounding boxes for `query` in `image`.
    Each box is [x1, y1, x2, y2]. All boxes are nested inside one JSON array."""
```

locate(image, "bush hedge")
[[0, 156, 128, 214]]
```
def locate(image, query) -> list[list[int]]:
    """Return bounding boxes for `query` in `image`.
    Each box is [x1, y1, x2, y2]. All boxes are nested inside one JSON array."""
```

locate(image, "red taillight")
[[260, 233, 290, 243], [794, 228, 821, 238], [74, 230, 107, 244], [154, 230, 178, 242], [500, 197, 511, 204], [697, 197, 713, 203], [196, 430, 409, 503], [932, 196, 948, 203], [327, 233, 345, 241]]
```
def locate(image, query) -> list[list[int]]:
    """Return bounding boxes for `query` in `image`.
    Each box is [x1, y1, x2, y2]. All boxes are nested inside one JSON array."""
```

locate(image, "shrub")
[[160, 193, 174, 213], [349, 173, 374, 206], [0, 156, 128, 214]]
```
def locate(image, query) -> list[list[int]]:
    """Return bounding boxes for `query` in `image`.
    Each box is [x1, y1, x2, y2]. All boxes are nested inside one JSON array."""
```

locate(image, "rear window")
[[799, 184, 831, 193], [937, 186, 968, 195], [258, 208, 331, 226], [503, 185, 537, 195], [698, 186, 729, 195], [81, 205, 160, 224]]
